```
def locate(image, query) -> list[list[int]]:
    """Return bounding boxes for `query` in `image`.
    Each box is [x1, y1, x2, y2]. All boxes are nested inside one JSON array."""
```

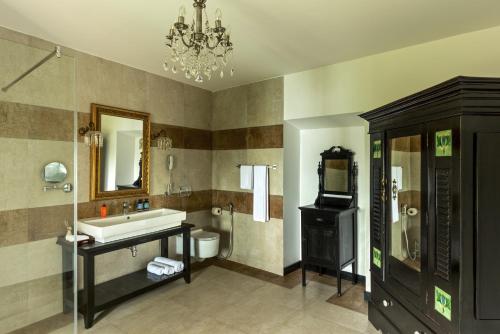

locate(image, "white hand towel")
[[147, 262, 164, 276], [253, 165, 269, 222], [391, 166, 403, 223], [240, 165, 253, 190], [154, 257, 184, 273]]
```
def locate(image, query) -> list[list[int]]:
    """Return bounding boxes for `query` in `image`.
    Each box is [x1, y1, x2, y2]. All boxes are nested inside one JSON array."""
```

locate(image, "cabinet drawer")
[[372, 282, 434, 334], [302, 210, 336, 224]]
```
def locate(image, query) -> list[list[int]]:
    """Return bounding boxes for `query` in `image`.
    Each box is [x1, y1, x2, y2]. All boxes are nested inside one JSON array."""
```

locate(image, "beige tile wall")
[[0, 26, 287, 332], [211, 77, 285, 275], [0, 27, 213, 332]]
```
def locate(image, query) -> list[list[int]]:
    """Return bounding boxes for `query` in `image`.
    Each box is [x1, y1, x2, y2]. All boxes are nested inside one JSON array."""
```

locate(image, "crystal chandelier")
[[164, 0, 234, 83]]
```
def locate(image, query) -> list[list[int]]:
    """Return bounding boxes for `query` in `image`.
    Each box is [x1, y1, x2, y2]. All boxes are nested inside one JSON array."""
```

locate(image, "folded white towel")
[[147, 262, 164, 276], [153, 261, 175, 275], [154, 257, 184, 273], [240, 165, 253, 190], [253, 165, 269, 222], [147, 261, 175, 276]]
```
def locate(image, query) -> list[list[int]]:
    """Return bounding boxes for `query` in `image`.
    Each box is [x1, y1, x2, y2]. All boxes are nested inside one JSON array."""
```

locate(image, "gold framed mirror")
[[90, 104, 150, 200]]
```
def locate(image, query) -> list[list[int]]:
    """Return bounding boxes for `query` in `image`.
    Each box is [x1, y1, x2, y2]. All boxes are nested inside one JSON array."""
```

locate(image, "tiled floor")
[[45, 262, 377, 334]]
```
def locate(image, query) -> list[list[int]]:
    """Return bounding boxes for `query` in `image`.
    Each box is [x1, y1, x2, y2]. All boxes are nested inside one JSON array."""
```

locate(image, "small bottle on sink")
[[136, 199, 144, 211], [100, 204, 107, 218]]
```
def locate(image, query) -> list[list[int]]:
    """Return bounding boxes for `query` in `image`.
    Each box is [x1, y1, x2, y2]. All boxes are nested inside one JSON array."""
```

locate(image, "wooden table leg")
[[83, 254, 95, 329], [301, 263, 306, 287], [161, 237, 169, 257], [352, 261, 358, 285], [337, 267, 342, 296], [183, 228, 191, 284]]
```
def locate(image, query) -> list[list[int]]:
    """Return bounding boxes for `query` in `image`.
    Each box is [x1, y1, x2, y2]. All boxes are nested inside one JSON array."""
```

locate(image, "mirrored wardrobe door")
[[385, 125, 428, 307]]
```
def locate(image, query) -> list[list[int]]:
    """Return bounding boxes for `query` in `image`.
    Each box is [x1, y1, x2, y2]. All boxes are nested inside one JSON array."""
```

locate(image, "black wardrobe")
[[360, 77, 500, 334]]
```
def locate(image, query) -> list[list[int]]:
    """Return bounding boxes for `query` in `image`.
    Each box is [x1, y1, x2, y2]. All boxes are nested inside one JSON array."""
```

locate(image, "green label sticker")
[[435, 286, 452, 321], [373, 140, 382, 159], [436, 130, 452, 157], [373, 247, 382, 268]]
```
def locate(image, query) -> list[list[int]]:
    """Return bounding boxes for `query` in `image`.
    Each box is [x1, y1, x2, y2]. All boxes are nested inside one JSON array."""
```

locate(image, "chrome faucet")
[[122, 201, 131, 215]]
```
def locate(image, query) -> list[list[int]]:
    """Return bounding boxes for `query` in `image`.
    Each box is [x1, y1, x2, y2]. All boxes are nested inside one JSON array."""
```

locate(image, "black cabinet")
[[299, 205, 357, 296], [361, 76, 500, 334]]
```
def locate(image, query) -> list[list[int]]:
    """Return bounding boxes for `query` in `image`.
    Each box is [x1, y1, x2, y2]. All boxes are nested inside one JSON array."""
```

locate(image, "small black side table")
[[299, 205, 358, 296]]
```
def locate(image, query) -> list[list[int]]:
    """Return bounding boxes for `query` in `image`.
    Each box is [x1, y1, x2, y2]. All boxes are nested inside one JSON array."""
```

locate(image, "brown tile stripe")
[[0, 101, 74, 141], [212, 124, 283, 150], [212, 190, 283, 219], [150, 122, 212, 150], [1, 101, 282, 150], [0, 190, 212, 248]]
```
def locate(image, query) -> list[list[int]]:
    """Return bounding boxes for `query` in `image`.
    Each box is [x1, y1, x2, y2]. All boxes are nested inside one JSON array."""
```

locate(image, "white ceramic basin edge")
[[78, 208, 186, 243]]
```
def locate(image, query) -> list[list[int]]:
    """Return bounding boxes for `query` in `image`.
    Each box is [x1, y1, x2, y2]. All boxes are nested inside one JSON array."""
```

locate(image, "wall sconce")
[[151, 129, 172, 150], [79, 121, 103, 147]]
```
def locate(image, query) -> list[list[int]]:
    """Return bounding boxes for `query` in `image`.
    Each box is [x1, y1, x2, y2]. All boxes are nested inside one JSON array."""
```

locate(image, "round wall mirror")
[[43, 162, 68, 183]]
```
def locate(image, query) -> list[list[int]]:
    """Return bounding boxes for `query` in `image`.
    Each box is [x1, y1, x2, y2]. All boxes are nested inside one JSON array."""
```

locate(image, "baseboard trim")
[[283, 261, 302, 275], [285, 261, 366, 284]]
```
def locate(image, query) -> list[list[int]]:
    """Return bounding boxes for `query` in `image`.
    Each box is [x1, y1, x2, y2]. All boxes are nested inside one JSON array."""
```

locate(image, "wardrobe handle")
[[315, 217, 324, 222], [382, 299, 393, 308], [380, 177, 386, 202]]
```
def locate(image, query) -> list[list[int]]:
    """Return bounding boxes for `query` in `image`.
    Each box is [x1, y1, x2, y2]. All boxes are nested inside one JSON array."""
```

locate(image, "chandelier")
[[164, 0, 234, 83]]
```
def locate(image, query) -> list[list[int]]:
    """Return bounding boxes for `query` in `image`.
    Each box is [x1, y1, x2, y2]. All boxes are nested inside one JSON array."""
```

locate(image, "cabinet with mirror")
[[362, 77, 500, 334], [88, 104, 150, 200], [299, 146, 358, 296]]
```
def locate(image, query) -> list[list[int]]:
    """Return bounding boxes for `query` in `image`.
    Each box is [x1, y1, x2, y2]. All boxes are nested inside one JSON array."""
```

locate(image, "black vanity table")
[[299, 146, 358, 296], [57, 223, 192, 329]]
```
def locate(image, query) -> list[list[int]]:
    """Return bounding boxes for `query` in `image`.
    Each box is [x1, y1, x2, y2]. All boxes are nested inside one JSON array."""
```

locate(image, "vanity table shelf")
[[57, 223, 193, 329]]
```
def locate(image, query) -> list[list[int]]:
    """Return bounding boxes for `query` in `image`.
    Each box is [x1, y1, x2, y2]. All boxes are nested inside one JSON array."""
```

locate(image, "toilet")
[[175, 228, 220, 260]]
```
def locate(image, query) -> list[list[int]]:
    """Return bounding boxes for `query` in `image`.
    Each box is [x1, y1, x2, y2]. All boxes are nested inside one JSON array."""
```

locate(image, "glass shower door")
[[0, 36, 77, 333]]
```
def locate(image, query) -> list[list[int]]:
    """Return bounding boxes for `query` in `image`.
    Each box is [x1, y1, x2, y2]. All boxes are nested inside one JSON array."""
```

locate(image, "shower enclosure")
[[0, 35, 78, 333]]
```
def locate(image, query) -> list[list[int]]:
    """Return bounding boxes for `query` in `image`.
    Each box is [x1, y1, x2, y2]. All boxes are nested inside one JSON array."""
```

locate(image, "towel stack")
[[146, 257, 184, 277]]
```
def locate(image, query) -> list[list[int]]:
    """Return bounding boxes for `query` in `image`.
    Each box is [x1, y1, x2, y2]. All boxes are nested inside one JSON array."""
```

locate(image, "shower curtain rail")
[[1, 45, 61, 92]]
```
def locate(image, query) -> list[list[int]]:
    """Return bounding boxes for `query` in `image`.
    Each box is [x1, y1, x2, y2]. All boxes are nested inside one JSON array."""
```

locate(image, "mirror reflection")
[[324, 159, 349, 192], [389, 134, 421, 272], [43, 162, 68, 183], [100, 115, 143, 192]]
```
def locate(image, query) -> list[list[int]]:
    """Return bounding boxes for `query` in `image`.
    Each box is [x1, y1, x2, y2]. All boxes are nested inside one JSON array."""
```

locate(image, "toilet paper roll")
[[211, 207, 222, 216], [407, 208, 419, 216]]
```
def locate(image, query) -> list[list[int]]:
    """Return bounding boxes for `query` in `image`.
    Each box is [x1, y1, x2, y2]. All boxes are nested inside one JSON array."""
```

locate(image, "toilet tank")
[[176, 229, 219, 259]]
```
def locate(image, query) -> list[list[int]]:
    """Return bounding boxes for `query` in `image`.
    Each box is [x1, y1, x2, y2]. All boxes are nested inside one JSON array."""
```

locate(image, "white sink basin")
[[78, 208, 186, 243]]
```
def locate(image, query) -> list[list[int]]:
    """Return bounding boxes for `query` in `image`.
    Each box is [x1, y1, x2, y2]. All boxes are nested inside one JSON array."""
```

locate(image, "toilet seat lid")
[[193, 231, 219, 241]]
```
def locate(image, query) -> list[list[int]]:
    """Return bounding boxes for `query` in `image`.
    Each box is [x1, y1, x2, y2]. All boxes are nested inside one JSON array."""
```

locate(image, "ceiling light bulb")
[[195, 74, 204, 83], [172, 65, 177, 74], [215, 8, 222, 21], [163, 62, 169, 71], [230, 68, 235, 77], [179, 5, 187, 18]]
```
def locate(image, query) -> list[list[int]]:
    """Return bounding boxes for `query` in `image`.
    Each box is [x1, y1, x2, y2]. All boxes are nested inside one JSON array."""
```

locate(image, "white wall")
[[283, 122, 301, 267], [284, 25, 500, 120], [299, 126, 370, 290]]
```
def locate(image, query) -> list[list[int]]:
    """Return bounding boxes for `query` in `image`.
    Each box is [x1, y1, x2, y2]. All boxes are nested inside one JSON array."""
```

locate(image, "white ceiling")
[[1, 0, 500, 92]]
